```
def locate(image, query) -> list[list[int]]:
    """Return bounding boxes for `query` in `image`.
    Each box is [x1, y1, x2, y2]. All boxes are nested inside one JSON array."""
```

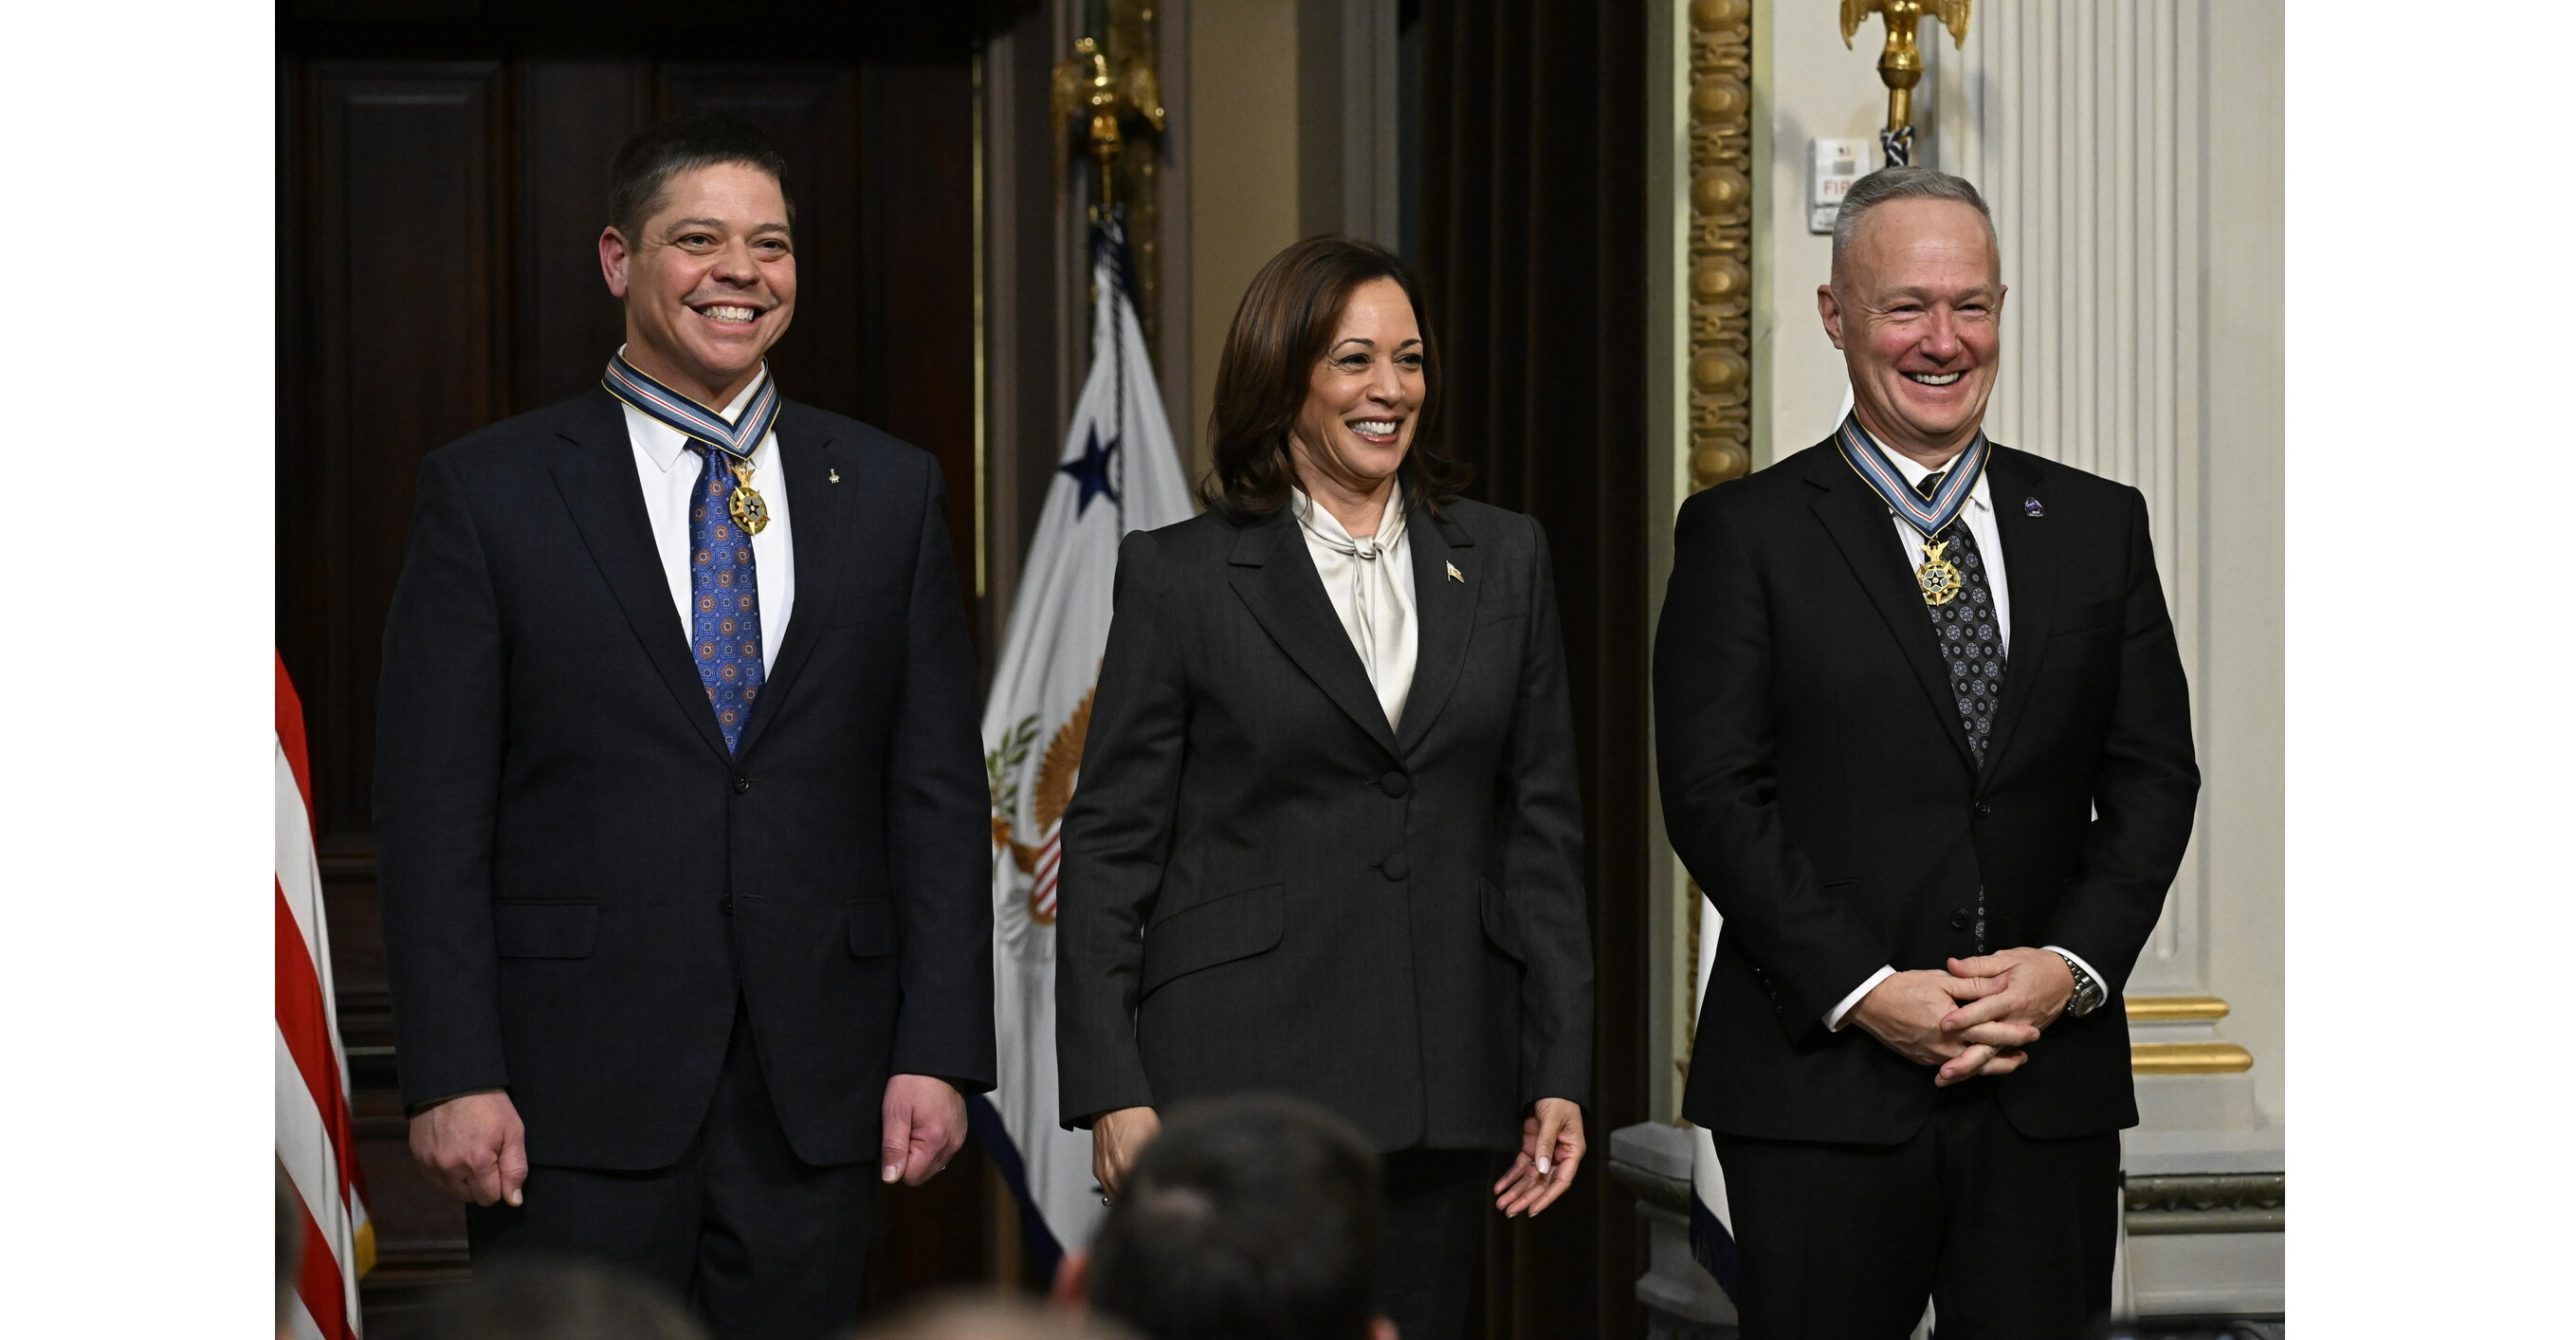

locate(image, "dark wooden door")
[[278, 4, 1022, 1320]]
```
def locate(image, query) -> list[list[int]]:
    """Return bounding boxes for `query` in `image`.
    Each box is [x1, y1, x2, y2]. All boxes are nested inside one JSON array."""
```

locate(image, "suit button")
[[1949, 909, 1970, 930], [1972, 801, 1991, 819], [1380, 771, 1410, 798], [733, 775, 753, 794], [1381, 853, 1410, 881], [720, 894, 735, 915]]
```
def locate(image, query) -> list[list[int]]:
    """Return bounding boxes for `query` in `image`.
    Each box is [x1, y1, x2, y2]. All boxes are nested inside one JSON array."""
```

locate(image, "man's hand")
[[1845, 969, 2039, 1086], [1493, 1097, 1584, 1219], [1929, 949, 2078, 1086], [1091, 1105, 1161, 1201], [1940, 949, 2077, 1036], [881, 1074, 967, 1186], [409, 1090, 528, 1207]]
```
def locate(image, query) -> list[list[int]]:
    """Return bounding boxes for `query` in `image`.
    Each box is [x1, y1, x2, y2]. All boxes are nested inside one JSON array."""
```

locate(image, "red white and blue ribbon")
[[603, 353, 779, 464], [1835, 413, 1987, 538]]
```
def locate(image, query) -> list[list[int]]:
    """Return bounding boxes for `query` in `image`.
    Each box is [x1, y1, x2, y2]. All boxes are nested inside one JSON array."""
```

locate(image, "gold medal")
[[1916, 537, 1962, 606], [726, 457, 770, 535]]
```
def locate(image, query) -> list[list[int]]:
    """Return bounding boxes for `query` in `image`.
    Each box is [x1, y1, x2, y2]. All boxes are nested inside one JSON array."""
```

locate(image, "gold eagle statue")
[[1840, 0, 1970, 136]]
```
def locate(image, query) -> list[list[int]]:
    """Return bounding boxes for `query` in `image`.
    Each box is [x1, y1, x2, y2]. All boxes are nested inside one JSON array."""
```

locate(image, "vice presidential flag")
[[277, 653, 373, 1339], [976, 219, 1194, 1272]]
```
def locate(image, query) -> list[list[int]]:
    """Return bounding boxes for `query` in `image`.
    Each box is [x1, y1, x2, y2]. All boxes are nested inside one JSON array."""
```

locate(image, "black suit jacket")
[[1655, 438, 2198, 1145], [1055, 498, 1594, 1152], [376, 387, 994, 1171]]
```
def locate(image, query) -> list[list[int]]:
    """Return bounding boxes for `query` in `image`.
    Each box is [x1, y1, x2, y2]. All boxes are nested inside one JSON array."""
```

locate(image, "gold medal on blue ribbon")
[[603, 353, 780, 536], [1833, 416, 1987, 607], [1915, 537, 1962, 606], [727, 459, 770, 535]]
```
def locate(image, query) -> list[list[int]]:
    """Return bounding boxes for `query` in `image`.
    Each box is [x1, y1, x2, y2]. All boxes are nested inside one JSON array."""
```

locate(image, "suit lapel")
[[734, 401, 848, 760], [548, 388, 732, 763], [1227, 511, 1401, 759], [1975, 445, 2052, 785], [1802, 445, 1977, 770], [1395, 506, 1478, 753]]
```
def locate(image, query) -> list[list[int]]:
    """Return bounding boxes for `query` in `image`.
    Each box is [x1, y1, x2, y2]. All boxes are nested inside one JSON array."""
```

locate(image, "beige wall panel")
[[1187, 0, 1303, 471]]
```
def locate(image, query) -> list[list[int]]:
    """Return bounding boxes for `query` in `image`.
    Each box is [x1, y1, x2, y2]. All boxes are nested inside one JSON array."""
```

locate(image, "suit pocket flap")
[[493, 901, 598, 959], [1141, 883, 1283, 996], [847, 900, 900, 958], [1479, 877, 1526, 963]]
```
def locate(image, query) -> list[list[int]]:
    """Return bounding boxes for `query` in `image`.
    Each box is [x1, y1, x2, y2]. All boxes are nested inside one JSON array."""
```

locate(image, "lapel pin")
[[828, 468, 841, 484], [1446, 561, 1464, 583], [2022, 496, 2044, 517]]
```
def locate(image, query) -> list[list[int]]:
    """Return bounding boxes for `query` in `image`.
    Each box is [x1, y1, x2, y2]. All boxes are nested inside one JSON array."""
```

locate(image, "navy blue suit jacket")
[[377, 387, 994, 1170]]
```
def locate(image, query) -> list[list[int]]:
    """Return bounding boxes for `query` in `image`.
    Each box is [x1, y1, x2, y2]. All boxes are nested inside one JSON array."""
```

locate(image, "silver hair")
[[1830, 168, 1998, 268]]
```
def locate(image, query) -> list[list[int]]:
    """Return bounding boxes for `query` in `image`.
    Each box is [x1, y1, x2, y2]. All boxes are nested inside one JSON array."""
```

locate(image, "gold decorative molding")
[[1688, 0, 1752, 496], [2131, 1042, 2254, 1076], [2125, 994, 2231, 1025], [1674, 1, 1754, 1086]]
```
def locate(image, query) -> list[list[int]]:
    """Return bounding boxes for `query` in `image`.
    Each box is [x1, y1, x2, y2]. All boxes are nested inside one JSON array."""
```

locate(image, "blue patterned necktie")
[[689, 444, 763, 753], [602, 354, 778, 755]]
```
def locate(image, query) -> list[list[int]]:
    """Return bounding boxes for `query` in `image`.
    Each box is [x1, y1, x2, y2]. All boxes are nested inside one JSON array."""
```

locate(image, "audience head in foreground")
[[855, 1293, 1136, 1340], [1065, 1094, 1394, 1340], [401, 1256, 708, 1340]]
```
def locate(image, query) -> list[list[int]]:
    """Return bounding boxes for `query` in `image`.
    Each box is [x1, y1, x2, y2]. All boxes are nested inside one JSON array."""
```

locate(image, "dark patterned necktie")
[[689, 443, 763, 753], [1918, 471, 1999, 953], [1916, 471, 2005, 764]]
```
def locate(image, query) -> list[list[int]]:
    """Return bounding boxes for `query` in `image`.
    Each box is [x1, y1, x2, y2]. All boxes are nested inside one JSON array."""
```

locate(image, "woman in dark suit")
[[1055, 236, 1594, 1340]]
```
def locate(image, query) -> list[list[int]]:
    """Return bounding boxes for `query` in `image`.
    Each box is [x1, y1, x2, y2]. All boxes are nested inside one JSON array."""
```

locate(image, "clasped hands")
[[409, 1073, 967, 1206], [1845, 948, 2076, 1087]]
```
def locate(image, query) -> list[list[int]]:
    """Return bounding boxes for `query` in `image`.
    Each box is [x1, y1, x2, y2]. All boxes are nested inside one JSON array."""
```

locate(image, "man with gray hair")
[[1655, 168, 2199, 1336]]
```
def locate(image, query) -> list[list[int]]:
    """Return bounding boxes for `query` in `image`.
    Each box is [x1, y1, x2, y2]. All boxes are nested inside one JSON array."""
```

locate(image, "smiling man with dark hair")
[[377, 113, 992, 1339]]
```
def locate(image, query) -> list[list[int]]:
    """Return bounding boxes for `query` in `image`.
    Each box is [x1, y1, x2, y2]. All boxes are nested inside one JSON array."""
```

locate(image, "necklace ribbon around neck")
[[605, 354, 780, 535], [1834, 415, 1987, 540], [603, 354, 779, 468]]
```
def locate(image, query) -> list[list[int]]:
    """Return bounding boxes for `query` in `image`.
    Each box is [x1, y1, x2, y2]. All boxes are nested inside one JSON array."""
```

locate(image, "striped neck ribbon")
[[1835, 413, 1988, 539], [602, 354, 779, 467]]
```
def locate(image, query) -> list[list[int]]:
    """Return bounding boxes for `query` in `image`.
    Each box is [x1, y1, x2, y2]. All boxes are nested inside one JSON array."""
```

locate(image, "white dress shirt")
[[1823, 431, 2105, 1031], [619, 360, 795, 674], [1292, 483, 1419, 728]]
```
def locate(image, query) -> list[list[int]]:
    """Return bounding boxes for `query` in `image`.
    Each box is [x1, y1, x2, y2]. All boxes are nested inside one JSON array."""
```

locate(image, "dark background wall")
[[1414, 1, 1653, 1335]]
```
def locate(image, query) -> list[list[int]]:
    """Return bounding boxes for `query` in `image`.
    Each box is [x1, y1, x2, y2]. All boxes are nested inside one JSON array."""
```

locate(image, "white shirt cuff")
[[2042, 945, 2108, 1007], [1825, 965, 1897, 1032]]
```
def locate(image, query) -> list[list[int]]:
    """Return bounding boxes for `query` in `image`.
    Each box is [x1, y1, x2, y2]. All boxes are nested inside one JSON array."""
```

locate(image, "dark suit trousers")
[[466, 1003, 877, 1340], [1376, 1149, 1502, 1340], [1714, 1082, 2118, 1340]]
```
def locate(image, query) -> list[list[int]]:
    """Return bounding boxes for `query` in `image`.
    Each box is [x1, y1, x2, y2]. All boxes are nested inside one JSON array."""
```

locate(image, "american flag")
[[276, 652, 372, 1339]]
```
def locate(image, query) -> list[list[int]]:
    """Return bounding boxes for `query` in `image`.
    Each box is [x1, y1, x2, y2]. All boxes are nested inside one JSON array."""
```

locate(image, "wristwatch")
[[2061, 955, 2102, 1018]]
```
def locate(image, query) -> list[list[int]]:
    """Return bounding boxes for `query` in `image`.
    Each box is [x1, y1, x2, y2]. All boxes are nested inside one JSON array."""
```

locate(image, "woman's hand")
[[1491, 1097, 1584, 1218], [1091, 1105, 1163, 1201]]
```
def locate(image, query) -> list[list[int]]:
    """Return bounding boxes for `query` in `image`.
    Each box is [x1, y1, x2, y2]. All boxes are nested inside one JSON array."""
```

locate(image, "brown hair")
[[1202, 236, 1470, 519]]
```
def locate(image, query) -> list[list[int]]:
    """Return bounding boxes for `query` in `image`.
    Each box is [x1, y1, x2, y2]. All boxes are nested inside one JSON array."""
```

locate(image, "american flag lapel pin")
[[2023, 496, 2044, 517], [1446, 560, 1464, 583]]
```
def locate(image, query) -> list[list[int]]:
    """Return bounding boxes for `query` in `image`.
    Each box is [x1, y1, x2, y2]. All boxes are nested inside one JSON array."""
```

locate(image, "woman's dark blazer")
[[1055, 496, 1594, 1152]]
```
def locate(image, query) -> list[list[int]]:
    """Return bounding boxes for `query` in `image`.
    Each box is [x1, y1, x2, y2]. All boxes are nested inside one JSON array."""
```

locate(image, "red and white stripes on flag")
[[277, 653, 372, 1340]]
